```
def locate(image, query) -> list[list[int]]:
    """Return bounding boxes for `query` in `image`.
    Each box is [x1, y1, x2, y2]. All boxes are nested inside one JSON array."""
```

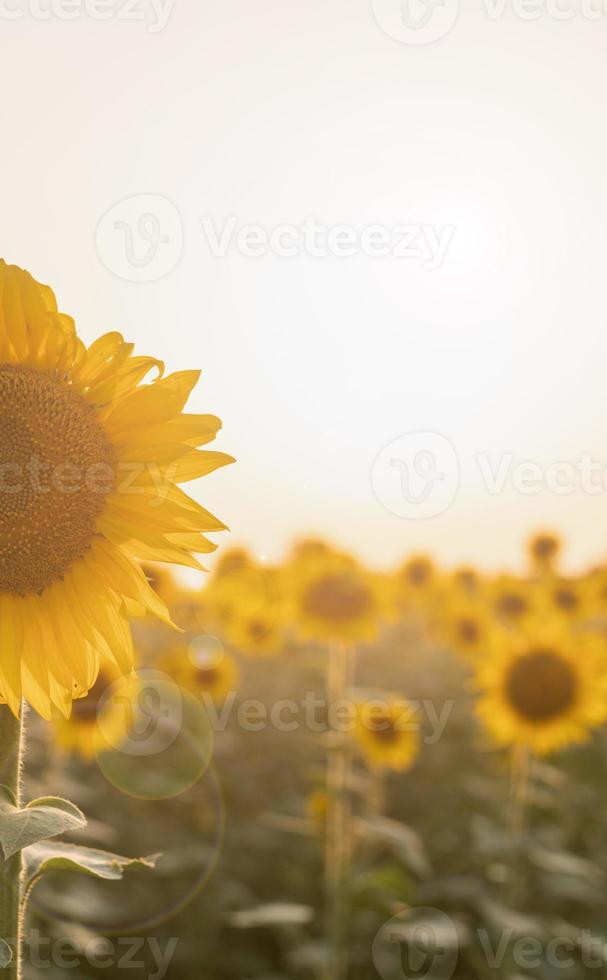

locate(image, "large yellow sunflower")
[[0, 260, 233, 719], [475, 630, 607, 755]]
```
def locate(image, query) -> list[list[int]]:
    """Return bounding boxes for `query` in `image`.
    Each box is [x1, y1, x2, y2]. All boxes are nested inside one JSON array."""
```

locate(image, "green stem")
[[324, 643, 353, 980], [507, 744, 530, 908], [0, 704, 25, 979]]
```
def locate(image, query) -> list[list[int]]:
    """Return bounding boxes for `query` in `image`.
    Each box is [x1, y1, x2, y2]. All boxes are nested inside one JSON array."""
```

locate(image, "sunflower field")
[[20, 527, 607, 979]]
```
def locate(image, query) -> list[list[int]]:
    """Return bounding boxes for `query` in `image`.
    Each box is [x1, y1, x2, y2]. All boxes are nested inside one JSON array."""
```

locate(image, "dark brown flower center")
[[457, 617, 480, 644], [0, 364, 114, 595], [303, 572, 371, 623], [195, 667, 220, 688], [247, 619, 267, 641], [496, 592, 527, 618], [405, 561, 432, 587], [553, 587, 578, 612], [505, 650, 577, 722], [367, 713, 400, 742], [532, 536, 558, 561]]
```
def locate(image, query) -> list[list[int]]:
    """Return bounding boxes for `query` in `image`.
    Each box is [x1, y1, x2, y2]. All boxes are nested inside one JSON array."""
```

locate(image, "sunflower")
[[586, 567, 607, 620], [538, 576, 588, 621], [394, 554, 437, 612], [488, 575, 535, 628], [528, 531, 561, 573], [0, 260, 233, 718], [141, 562, 180, 608], [170, 586, 214, 635], [212, 546, 255, 580], [449, 566, 481, 598], [53, 662, 132, 760], [438, 598, 497, 662], [222, 602, 285, 657], [355, 698, 420, 771], [292, 552, 380, 643], [306, 788, 329, 828], [475, 630, 607, 755], [160, 644, 239, 703]]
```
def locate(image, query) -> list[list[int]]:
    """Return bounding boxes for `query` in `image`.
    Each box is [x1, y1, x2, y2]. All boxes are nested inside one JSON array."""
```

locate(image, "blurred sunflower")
[[290, 538, 334, 565], [160, 644, 239, 703], [53, 663, 131, 760], [306, 788, 328, 828], [212, 546, 255, 580], [438, 599, 496, 662], [209, 555, 278, 624], [475, 630, 607, 755], [222, 602, 284, 657], [586, 567, 607, 619], [141, 562, 180, 608], [529, 531, 561, 574], [449, 566, 481, 598], [394, 554, 437, 611], [170, 586, 214, 635], [293, 552, 379, 643], [0, 260, 233, 718], [355, 698, 419, 771], [488, 575, 535, 628], [535, 575, 588, 623]]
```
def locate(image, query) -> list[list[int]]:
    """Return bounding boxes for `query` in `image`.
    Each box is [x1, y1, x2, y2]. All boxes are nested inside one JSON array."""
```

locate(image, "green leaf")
[[22, 841, 159, 890], [0, 787, 86, 859], [0, 939, 12, 968], [356, 815, 433, 878]]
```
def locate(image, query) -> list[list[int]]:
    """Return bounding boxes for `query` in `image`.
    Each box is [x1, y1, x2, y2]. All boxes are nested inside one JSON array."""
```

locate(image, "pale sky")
[[2, 0, 607, 575]]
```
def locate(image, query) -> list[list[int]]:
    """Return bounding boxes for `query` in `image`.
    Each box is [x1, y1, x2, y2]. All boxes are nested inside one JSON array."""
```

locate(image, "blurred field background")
[[20, 533, 607, 979]]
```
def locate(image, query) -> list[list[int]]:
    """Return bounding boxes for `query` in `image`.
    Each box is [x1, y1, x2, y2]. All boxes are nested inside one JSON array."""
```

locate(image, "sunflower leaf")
[[22, 841, 159, 891], [0, 939, 12, 968], [0, 787, 86, 859]]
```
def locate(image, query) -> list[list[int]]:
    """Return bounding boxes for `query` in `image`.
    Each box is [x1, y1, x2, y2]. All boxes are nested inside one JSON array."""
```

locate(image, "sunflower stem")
[[507, 744, 530, 908], [0, 704, 25, 979], [324, 642, 353, 980]]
